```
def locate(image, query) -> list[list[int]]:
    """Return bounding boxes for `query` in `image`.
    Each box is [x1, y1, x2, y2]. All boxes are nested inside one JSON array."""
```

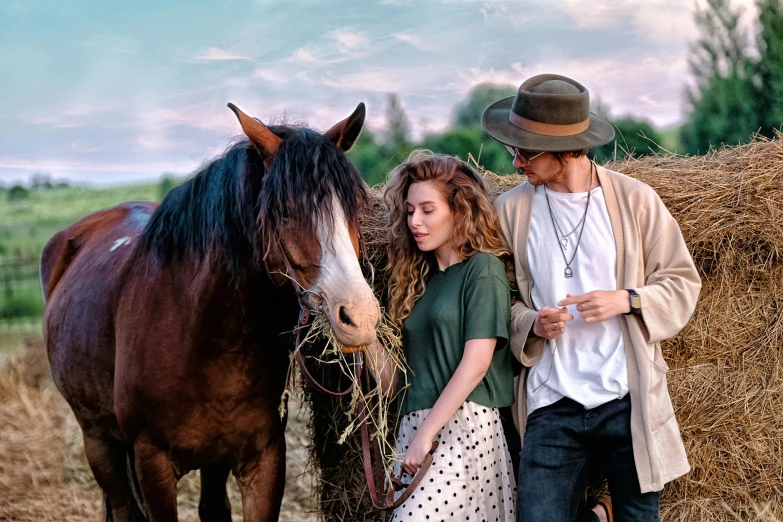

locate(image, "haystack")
[[308, 136, 783, 521]]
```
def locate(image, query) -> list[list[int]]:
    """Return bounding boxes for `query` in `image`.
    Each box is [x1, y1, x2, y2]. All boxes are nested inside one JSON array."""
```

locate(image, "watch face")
[[631, 294, 642, 310]]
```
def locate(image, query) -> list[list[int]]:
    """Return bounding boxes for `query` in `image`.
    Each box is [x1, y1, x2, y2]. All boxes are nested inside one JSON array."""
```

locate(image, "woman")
[[383, 150, 517, 521]]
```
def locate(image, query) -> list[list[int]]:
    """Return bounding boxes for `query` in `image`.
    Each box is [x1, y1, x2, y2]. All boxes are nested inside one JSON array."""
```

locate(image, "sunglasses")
[[505, 146, 545, 166]]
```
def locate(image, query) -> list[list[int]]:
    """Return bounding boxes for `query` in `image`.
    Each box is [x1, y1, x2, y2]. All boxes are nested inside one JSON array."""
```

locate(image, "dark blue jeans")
[[516, 396, 661, 522]]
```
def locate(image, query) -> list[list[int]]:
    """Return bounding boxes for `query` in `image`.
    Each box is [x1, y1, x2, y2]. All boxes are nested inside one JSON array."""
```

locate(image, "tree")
[[348, 129, 390, 187], [443, 84, 518, 174], [454, 84, 517, 128], [592, 117, 664, 163], [30, 173, 53, 190], [681, 70, 758, 154], [422, 126, 514, 174], [158, 175, 180, 199], [756, 0, 783, 136], [7, 185, 29, 202], [681, 0, 760, 154], [384, 93, 410, 153]]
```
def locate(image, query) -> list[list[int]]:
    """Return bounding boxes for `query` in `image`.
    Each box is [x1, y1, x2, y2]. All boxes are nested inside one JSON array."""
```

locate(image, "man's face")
[[512, 150, 564, 186]]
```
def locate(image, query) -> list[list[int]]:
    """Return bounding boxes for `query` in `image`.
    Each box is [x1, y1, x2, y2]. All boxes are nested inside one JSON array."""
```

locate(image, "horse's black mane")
[[140, 126, 366, 279]]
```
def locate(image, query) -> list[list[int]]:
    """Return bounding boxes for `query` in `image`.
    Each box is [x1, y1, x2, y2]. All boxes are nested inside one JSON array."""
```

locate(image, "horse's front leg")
[[235, 429, 286, 522]]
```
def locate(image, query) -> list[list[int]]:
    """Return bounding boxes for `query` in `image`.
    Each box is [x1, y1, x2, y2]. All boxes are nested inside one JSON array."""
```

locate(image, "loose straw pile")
[[285, 299, 411, 520]]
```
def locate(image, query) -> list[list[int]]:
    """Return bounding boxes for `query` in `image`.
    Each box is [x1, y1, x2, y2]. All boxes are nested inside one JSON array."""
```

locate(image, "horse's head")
[[228, 103, 380, 349]]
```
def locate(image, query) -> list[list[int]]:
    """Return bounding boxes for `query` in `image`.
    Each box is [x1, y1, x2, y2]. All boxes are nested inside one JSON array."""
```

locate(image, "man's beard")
[[519, 163, 564, 186]]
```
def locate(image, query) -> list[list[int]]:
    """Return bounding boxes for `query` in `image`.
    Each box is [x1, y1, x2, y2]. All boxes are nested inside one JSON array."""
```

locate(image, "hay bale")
[[309, 136, 783, 521]]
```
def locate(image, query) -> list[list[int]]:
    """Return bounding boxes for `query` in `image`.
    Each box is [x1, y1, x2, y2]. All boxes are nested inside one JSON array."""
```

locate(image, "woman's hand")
[[558, 291, 630, 323], [401, 433, 435, 476]]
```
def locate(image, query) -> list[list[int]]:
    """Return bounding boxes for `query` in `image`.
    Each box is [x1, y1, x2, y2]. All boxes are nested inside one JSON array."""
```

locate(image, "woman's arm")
[[400, 337, 495, 475], [364, 339, 400, 396]]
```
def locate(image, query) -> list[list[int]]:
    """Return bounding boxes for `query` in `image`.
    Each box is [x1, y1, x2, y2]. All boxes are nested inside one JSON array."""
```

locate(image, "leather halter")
[[277, 227, 437, 517]]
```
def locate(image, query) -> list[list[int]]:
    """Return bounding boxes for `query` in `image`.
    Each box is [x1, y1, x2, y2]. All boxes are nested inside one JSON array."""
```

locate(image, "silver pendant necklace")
[[550, 212, 586, 249], [544, 161, 594, 278]]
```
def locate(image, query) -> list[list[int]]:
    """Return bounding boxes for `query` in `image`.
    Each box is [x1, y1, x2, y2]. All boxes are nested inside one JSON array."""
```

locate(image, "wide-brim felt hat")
[[482, 73, 615, 152]]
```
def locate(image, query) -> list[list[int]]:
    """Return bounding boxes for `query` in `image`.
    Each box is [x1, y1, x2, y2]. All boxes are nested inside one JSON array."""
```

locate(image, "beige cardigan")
[[494, 165, 701, 493]]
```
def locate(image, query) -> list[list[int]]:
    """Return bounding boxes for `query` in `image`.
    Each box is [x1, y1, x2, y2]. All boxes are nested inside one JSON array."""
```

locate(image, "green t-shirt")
[[399, 251, 515, 416]]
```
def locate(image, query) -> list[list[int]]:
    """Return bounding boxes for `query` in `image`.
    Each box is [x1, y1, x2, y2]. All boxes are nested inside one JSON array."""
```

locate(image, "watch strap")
[[624, 289, 642, 316]]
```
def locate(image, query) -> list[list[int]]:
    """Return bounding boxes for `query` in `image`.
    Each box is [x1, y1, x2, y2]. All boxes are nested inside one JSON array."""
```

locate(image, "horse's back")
[[41, 201, 157, 301], [42, 201, 158, 435]]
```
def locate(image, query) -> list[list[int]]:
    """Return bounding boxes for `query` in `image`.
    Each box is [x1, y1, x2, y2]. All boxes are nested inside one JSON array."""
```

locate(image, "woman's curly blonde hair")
[[383, 150, 512, 325]]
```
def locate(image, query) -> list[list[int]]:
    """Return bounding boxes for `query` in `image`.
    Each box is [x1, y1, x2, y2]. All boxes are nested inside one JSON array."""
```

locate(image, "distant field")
[[0, 182, 162, 334], [0, 182, 160, 260]]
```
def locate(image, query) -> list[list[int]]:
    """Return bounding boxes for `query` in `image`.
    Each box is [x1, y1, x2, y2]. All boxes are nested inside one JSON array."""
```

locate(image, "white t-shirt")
[[526, 184, 628, 414]]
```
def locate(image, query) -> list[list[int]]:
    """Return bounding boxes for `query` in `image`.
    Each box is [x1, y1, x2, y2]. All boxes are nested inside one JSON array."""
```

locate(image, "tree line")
[[681, 0, 783, 154], [349, 0, 783, 184], [348, 88, 667, 186]]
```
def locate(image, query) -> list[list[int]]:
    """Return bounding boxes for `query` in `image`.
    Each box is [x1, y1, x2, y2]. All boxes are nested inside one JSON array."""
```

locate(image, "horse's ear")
[[227, 103, 281, 158], [325, 102, 366, 151]]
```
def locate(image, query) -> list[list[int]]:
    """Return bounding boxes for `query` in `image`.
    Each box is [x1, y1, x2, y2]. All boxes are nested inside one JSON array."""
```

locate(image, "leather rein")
[[276, 229, 437, 515]]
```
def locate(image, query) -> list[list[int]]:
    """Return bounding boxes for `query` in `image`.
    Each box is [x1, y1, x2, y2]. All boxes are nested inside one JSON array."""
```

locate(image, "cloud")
[[309, 65, 445, 93], [253, 68, 288, 83], [392, 31, 432, 51], [289, 48, 320, 63], [22, 101, 125, 128], [287, 43, 379, 67], [449, 62, 526, 92], [0, 156, 196, 174], [137, 107, 238, 135], [331, 28, 370, 54], [318, 68, 406, 92], [136, 137, 191, 150], [477, 1, 542, 26], [553, 0, 618, 29], [66, 142, 103, 154], [450, 53, 689, 126], [638, 93, 664, 109], [287, 28, 390, 68], [193, 47, 251, 61], [546, 0, 758, 45]]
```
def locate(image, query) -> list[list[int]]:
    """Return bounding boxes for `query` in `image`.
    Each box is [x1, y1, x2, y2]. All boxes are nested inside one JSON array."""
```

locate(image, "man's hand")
[[558, 290, 631, 323], [533, 306, 574, 339]]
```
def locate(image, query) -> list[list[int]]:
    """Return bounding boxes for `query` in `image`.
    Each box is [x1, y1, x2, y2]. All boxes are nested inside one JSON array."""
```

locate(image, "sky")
[[0, 0, 759, 185]]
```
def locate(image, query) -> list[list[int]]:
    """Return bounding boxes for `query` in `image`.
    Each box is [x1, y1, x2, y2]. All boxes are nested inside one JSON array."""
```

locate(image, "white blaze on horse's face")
[[315, 194, 380, 348]]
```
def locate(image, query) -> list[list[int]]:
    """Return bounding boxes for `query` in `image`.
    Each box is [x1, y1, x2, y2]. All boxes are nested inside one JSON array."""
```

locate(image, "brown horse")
[[40, 103, 387, 522]]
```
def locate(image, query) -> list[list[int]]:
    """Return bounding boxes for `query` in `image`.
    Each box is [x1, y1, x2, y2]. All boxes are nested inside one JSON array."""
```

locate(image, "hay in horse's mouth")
[[282, 307, 409, 482]]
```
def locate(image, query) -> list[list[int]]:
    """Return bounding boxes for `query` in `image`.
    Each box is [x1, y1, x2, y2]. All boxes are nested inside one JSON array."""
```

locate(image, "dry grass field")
[[0, 342, 318, 522]]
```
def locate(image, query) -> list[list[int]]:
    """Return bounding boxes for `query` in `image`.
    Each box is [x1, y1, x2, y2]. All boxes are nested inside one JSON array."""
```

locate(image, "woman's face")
[[406, 181, 455, 253]]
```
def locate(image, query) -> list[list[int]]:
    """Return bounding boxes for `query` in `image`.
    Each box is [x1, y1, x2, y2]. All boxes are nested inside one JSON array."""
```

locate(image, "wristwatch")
[[625, 289, 642, 316]]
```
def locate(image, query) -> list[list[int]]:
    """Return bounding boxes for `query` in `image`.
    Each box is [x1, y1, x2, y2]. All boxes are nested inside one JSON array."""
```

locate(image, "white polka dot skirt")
[[391, 401, 516, 521]]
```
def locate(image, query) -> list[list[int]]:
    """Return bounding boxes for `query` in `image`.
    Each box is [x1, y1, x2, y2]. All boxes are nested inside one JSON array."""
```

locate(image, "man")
[[482, 73, 701, 522]]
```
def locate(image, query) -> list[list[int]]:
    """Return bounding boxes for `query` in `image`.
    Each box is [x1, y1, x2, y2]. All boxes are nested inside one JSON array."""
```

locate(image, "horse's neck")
[[191, 261, 301, 343]]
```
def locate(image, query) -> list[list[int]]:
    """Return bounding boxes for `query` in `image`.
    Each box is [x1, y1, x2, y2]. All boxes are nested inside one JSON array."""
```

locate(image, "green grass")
[[0, 182, 159, 261], [0, 182, 162, 332]]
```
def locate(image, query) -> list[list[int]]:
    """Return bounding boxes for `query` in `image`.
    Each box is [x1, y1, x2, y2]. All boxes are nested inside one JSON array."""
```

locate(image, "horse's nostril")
[[338, 306, 356, 328]]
